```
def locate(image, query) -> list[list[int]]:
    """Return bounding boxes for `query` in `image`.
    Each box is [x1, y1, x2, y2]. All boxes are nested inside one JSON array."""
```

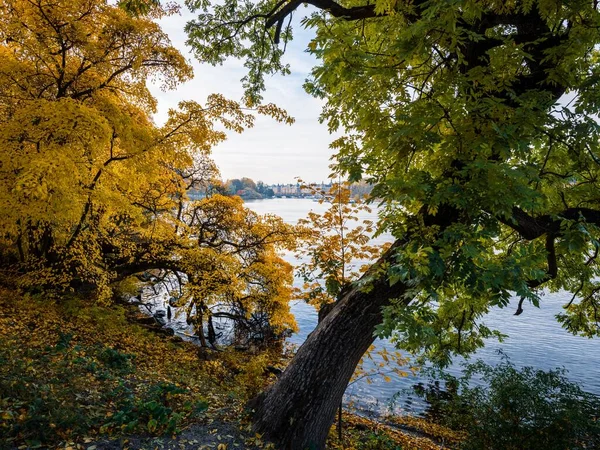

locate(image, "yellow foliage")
[[176, 195, 299, 337], [387, 415, 466, 446], [295, 182, 386, 309], [326, 413, 453, 450], [0, 0, 297, 336], [349, 344, 412, 389]]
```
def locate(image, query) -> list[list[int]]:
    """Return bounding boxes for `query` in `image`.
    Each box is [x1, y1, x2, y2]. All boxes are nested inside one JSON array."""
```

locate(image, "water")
[[245, 198, 600, 415]]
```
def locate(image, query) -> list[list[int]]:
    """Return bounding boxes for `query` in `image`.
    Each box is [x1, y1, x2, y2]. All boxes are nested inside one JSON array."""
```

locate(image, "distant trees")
[[225, 178, 370, 200], [226, 179, 245, 194], [256, 181, 275, 198], [241, 177, 257, 192], [225, 178, 274, 199]]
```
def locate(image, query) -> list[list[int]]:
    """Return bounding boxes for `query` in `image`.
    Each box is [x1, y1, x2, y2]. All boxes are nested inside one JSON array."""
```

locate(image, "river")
[[244, 198, 600, 416]]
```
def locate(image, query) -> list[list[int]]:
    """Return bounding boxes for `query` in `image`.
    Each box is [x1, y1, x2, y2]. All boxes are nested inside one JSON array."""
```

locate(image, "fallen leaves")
[[0, 290, 256, 448], [326, 413, 459, 450]]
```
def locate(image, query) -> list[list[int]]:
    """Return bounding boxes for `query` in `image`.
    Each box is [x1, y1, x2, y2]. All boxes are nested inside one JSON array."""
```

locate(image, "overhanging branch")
[[501, 207, 600, 241], [265, 0, 379, 29]]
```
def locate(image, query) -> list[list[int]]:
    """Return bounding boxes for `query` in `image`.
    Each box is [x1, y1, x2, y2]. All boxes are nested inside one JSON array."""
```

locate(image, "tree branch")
[[500, 207, 600, 241]]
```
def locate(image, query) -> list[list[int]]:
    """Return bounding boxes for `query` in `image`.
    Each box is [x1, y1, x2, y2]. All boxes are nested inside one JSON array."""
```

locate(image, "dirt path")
[[84, 422, 262, 450]]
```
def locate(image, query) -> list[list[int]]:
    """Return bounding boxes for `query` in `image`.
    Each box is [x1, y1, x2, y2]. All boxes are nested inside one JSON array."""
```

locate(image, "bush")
[[97, 346, 135, 373], [413, 359, 600, 450], [359, 431, 402, 450], [101, 382, 207, 435]]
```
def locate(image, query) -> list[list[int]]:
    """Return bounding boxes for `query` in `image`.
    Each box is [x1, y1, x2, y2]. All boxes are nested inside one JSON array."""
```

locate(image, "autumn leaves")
[[0, 0, 295, 332]]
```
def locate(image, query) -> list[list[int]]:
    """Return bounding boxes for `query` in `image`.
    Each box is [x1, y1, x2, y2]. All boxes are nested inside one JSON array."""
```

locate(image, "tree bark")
[[197, 306, 208, 348], [207, 313, 217, 347], [252, 240, 408, 449]]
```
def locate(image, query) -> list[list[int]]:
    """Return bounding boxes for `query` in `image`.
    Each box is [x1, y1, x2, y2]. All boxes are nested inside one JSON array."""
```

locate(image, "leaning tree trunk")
[[252, 240, 408, 449]]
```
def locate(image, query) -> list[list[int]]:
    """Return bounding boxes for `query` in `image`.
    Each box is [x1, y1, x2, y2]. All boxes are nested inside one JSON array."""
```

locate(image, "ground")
[[0, 289, 459, 449]]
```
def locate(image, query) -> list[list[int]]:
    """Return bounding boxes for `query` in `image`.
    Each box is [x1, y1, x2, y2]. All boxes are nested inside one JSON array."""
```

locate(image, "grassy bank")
[[0, 290, 452, 449]]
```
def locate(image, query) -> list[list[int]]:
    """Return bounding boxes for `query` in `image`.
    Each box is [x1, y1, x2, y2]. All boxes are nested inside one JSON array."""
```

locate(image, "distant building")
[[271, 183, 300, 196], [268, 182, 333, 197]]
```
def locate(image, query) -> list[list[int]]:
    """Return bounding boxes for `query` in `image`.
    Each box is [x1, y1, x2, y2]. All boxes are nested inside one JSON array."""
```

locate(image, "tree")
[[295, 182, 402, 442], [226, 178, 245, 194], [186, 1, 600, 448], [256, 180, 275, 198], [295, 182, 384, 311], [241, 177, 258, 191], [173, 194, 298, 346], [0, 0, 298, 342]]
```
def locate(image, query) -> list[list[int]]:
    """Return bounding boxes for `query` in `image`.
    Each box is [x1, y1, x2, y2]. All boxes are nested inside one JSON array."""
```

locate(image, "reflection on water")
[[245, 198, 600, 416]]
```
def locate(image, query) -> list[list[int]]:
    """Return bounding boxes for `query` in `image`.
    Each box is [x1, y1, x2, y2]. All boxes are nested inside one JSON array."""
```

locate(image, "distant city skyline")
[[148, 6, 336, 185], [225, 179, 333, 186]]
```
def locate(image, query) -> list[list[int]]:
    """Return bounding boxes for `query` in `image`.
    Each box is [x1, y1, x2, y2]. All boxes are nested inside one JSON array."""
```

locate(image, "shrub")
[[101, 382, 207, 435], [359, 431, 402, 450], [97, 346, 135, 373], [413, 359, 600, 450]]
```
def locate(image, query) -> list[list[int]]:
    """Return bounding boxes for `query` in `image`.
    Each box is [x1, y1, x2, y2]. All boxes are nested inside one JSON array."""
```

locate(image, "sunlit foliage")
[[295, 182, 385, 309], [0, 0, 297, 341], [295, 183, 408, 416]]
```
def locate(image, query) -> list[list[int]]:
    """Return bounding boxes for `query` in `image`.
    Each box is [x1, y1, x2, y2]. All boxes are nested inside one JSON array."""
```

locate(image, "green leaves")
[[185, 0, 292, 104], [188, 0, 600, 356], [413, 359, 600, 450]]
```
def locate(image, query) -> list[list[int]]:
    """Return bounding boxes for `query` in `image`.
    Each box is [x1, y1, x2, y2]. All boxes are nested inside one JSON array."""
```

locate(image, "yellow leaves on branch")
[[0, 0, 192, 248], [294, 181, 385, 309], [0, 0, 297, 335], [178, 195, 299, 334], [350, 344, 412, 387]]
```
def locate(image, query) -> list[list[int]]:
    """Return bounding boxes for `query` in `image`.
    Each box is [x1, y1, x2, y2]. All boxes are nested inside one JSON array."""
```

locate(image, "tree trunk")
[[197, 307, 207, 348], [207, 313, 217, 347], [252, 240, 408, 449]]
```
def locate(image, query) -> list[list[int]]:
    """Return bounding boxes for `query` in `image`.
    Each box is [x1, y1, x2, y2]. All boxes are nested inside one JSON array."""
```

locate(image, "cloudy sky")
[[148, 5, 335, 185]]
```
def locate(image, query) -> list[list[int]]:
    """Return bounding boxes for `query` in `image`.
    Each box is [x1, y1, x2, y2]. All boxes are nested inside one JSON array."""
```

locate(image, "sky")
[[147, 5, 336, 185]]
